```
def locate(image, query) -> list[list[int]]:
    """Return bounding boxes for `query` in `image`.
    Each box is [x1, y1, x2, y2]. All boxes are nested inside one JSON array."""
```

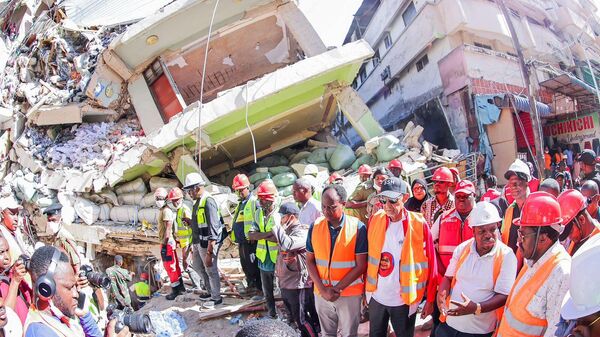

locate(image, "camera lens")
[[123, 313, 153, 334]]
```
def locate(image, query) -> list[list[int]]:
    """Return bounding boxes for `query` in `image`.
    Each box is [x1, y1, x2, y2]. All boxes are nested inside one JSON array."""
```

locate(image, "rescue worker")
[[306, 184, 367, 337], [496, 191, 571, 337], [480, 175, 501, 202], [436, 202, 517, 337], [421, 167, 455, 227], [43, 203, 81, 271], [558, 234, 600, 337], [229, 174, 262, 295], [293, 177, 322, 226], [576, 149, 600, 188], [302, 164, 321, 201], [346, 164, 376, 223], [328, 172, 344, 185], [539, 178, 561, 197], [106, 255, 133, 310], [580, 180, 599, 221], [272, 202, 320, 337], [248, 180, 280, 318], [432, 180, 476, 276], [493, 159, 531, 253], [388, 159, 403, 179], [156, 187, 184, 300], [366, 167, 392, 220], [366, 177, 437, 337], [557, 189, 600, 256], [449, 167, 461, 194], [132, 273, 151, 309], [185, 173, 223, 308]]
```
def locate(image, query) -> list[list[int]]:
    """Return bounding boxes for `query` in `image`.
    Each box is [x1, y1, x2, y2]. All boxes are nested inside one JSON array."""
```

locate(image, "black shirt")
[[191, 196, 223, 248], [492, 196, 521, 253]]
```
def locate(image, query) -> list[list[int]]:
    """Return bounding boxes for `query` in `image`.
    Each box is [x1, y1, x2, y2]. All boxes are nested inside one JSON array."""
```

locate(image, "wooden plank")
[[198, 298, 266, 321]]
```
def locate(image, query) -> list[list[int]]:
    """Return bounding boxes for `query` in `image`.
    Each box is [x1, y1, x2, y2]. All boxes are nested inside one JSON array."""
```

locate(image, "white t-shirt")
[[299, 198, 322, 226], [445, 240, 517, 334]]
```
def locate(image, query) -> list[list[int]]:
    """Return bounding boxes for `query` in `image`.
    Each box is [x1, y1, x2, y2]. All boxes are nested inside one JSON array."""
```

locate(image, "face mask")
[[156, 200, 166, 208], [47, 221, 61, 234], [172, 200, 183, 210]]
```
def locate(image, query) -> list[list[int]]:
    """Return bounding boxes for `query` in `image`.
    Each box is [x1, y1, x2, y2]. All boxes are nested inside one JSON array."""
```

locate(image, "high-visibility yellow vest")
[[195, 193, 221, 242], [134, 281, 151, 301], [175, 205, 192, 248], [230, 195, 257, 242], [254, 208, 279, 264]]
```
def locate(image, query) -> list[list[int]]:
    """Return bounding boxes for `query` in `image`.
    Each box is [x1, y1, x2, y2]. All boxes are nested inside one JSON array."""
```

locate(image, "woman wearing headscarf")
[[405, 178, 430, 212]]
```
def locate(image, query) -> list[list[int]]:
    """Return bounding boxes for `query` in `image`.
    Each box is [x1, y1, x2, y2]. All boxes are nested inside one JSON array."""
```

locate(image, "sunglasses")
[[379, 197, 399, 204]]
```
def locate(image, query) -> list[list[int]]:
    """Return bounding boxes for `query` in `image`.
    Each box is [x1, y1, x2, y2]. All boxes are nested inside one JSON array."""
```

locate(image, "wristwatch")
[[475, 302, 482, 315]]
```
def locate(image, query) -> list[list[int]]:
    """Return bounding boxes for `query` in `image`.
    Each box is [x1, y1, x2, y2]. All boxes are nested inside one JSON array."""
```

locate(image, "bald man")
[[581, 180, 599, 221]]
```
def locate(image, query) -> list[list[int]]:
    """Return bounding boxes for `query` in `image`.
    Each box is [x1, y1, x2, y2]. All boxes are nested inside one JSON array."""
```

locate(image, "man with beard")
[[421, 167, 455, 227]]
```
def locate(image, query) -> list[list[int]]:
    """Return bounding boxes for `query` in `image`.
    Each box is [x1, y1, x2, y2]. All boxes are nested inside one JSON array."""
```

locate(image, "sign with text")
[[543, 112, 599, 144]]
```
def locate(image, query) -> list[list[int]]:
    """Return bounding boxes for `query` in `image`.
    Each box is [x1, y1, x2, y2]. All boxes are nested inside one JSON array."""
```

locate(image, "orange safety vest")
[[440, 238, 505, 323], [311, 215, 364, 297], [496, 249, 570, 337], [500, 203, 516, 246], [438, 209, 474, 269], [366, 210, 429, 305], [567, 227, 600, 255]]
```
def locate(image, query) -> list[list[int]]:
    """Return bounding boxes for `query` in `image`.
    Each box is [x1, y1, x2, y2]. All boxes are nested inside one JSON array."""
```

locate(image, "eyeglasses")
[[379, 197, 399, 204], [517, 230, 537, 239]]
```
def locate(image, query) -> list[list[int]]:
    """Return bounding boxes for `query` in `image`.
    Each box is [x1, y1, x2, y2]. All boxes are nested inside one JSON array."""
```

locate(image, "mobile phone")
[[77, 292, 86, 310]]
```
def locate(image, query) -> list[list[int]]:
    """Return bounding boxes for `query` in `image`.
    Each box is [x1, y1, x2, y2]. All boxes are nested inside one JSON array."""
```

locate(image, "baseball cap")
[[577, 149, 597, 165], [378, 177, 409, 199], [455, 180, 475, 195], [43, 203, 63, 216], [279, 202, 300, 215]]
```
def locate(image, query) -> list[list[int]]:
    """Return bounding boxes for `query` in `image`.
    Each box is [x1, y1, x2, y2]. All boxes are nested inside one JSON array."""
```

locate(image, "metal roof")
[[539, 73, 600, 113], [510, 95, 552, 117]]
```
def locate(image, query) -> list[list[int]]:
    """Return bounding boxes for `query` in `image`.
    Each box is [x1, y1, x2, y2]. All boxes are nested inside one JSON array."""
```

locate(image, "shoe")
[[199, 293, 211, 301], [202, 298, 223, 309], [166, 281, 186, 300]]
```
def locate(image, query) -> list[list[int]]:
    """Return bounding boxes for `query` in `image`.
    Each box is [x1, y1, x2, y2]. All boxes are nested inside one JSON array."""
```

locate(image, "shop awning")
[[510, 95, 552, 117], [539, 73, 600, 112]]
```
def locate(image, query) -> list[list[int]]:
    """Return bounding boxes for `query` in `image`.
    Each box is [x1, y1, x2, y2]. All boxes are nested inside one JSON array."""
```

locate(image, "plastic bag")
[[98, 204, 111, 221], [110, 206, 138, 223], [115, 178, 147, 195], [329, 144, 356, 170], [138, 208, 159, 225], [74, 197, 100, 225], [351, 154, 377, 170], [249, 172, 270, 184], [289, 151, 311, 164], [117, 192, 145, 206], [272, 172, 297, 187], [307, 148, 329, 164], [376, 135, 406, 162], [149, 177, 179, 191], [278, 185, 293, 197], [269, 166, 292, 175], [257, 155, 288, 167]]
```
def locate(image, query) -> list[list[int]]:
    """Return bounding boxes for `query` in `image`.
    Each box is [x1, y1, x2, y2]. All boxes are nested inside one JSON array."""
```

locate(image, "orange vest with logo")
[[366, 210, 429, 305], [440, 238, 505, 323], [496, 249, 570, 337], [438, 209, 474, 269], [311, 215, 364, 297], [567, 227, 600, 256]]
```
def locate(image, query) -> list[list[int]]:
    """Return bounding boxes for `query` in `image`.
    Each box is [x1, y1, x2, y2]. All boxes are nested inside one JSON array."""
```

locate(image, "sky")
[[297, 0, 364, 47]]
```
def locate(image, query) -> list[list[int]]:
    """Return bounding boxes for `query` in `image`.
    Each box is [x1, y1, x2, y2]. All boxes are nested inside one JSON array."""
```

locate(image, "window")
[[416, 54, 429, 72], [359, 67, 367, 82], [474, 42, 493, 50], [384, 33, 393, 49], [402, 1, 417, 26], [143, 60, 164, 85], [509, 8, 520, 18], [372, 50, 380, 67]]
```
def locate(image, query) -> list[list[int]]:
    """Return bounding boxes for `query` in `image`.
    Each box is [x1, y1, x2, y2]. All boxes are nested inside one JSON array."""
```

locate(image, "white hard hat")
[[154, 187, 168, 198], [468, 201, 503, 227], [183, 172, 206, 189], [504, 159, 531, 182], [560, 234, 600, 320], [0, 196, 21, 211], [304, 164, 318, 176]]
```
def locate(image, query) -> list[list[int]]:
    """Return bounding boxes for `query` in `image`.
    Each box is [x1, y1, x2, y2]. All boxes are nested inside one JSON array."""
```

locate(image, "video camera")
[[80, 265, 110, 289], [106, 304, 153, 334]]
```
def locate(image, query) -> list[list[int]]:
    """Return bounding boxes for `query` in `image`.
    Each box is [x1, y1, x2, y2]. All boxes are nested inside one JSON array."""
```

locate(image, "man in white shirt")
[[293, 178, 322, 226], [436, 201, 517, 337]]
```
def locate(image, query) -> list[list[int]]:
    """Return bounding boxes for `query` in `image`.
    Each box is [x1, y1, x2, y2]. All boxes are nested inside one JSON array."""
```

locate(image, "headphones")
[[35, 248, 62, 301]]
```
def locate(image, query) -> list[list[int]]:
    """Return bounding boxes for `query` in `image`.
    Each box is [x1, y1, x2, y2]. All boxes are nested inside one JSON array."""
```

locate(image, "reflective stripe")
[[315, 259, 329, 267], [503, 308, 546, 336], [401, 281, 427, 293], [438, 245, 457, 253], [400, 261, 429, 272], [257, 243, 268, 250], [198, 223, 208, 228], [328, 278, 364, 287], [367, 274, 378, 285], [368, 255, 379, 266], [329, 261, 356, 269]]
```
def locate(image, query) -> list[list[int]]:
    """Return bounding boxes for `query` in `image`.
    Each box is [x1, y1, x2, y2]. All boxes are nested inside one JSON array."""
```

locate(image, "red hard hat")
[[449, 167, 460, 182], [388, 159, 403, 170], [232, 174, 250, 190], [141, 272, 149, 281], [167, 187, 184, 201], [257, 180, 278, 201], [431, 167, 454, 183], [514, 191, 562, 227], [328, 172, 343, 184], [358, 164, 373, 175], [557, 189, 587, 225]]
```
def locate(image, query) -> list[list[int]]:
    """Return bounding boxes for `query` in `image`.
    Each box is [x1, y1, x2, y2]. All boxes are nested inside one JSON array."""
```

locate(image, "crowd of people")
[[0, 147, 598, 337]]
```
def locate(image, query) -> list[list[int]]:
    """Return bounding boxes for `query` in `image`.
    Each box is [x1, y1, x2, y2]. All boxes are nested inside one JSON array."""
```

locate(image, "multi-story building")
[[343, 0, 600, 182]]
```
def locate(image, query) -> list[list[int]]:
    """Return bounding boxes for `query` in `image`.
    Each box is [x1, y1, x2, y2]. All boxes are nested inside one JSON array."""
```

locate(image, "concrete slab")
[[32, 103, 82, 126]]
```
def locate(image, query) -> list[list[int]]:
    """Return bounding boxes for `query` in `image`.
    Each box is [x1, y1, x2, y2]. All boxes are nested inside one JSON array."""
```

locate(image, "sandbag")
[[329, 144, 356, 170], [269, 166, 292, 175], [351, 154, 377, 170], [376, 135, 406, 162], [149, 177, 180, 191], [98, 190, 119, 205], [278, 185, 293, 197], [257, 155, 288, 167], [117, 192, 145, 206], [140, 193, 156, 208], [325, 147, 337, 161], [272, 172, 297, 188], [255, 167, 270, 173], [307, 148, 329, 164], [74, 197, 100, 225], [289, 151, 311, 164], [115, 178, 147, 195], [138, 208, 159, 225], [110, 206, 138, 223], [249, 172, 270, 184], [98, 204, 111, 221]]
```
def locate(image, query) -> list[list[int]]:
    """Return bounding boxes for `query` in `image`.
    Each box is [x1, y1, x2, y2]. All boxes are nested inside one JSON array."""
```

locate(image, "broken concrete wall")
[[128, 76, 164, 133]]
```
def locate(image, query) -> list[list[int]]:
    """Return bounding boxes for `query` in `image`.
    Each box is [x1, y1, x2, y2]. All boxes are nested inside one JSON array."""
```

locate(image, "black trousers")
[[435, 323, 493, 337], [369, 298, 417, 337], [281, 288, 320, 337], [239, 240, 262, 290], [431, 297, 441, 337], [260, 270, 277, 318]]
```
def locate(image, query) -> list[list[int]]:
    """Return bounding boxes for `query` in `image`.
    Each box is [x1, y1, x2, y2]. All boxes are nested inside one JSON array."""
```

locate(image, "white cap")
[[504, 159, 531, 182], [468, 201, 503, 227], [154, 187, 168, 198], [0, 196, 21, 210], [183, 172, 206, 189], [304, 164, 318, 176], [560, 234, 600, 320]]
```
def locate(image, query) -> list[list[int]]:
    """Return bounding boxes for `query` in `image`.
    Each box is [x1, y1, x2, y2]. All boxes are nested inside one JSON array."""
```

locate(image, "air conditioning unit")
[[380, 65, 391, 81]]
